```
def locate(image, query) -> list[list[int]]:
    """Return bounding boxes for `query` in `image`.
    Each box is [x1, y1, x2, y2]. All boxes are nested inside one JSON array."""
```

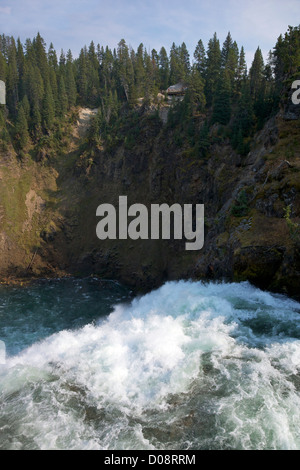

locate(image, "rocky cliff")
[[0, 98, 299, 299]]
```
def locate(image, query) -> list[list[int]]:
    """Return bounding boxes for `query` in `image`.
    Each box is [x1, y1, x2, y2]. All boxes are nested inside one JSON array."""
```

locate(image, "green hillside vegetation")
[[0, 27, 299, 157]]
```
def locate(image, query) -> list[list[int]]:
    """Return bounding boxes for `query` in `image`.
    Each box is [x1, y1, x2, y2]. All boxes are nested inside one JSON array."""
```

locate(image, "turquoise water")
[[0, 278, 299, 450]]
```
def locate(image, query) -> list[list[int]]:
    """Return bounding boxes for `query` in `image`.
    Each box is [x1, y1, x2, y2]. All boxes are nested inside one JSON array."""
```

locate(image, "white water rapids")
[[0, 280, 299, 450]]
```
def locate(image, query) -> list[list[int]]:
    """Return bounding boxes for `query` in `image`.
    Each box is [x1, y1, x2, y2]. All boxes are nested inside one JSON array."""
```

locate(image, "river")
[[0, 278, 299, 450]]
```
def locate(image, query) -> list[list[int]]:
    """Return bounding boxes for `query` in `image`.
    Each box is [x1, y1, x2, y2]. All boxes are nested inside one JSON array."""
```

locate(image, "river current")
[[0, 278, 299, 450]]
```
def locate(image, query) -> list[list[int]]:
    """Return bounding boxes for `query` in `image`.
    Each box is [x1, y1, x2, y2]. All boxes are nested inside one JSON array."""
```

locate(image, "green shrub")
[[231, 189, 249, 217]]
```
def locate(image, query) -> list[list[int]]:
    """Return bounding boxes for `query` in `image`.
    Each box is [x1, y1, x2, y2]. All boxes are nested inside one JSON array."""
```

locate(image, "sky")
[[0, 0, 299, 66]]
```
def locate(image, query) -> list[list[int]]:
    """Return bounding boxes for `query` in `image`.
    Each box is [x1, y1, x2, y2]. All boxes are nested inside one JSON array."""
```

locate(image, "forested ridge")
[[0, 26, 299, 158]]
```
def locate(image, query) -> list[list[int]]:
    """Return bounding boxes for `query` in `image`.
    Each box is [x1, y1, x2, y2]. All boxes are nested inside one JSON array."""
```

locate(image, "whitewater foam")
[[0, 280, 299, 449]]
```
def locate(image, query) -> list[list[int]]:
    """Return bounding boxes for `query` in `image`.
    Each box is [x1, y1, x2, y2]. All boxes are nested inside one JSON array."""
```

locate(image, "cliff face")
[[0, 100, 299, 299]]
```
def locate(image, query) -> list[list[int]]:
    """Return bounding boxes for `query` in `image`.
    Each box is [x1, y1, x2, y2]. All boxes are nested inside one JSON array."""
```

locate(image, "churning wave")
[[0, 280, 300, 450]]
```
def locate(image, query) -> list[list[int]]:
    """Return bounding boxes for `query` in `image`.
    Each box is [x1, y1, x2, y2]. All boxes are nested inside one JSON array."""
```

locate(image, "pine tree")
[[31, 98, 42, 140], [237, 46, 247, 84], [49, 68, 58, 113], [0, 50, 7, 82], [151, 49, 160, 93], [135, 43, 145, 97], [87, 65, 100, 107], [116, 39, 131, 101], [187, 66, 206, 113], [158, 47, 169, 90], [16, 38, 26, 100], [169, 43, 183, 84], [88, 110, 101, 146], [59, 49, 66, 70], [220, 33, 239, 93], [125, 57, 135, 104], [205, 33, 221, 107], [86, 41, 100, 106], [0, 105, 10, 150], [221, 32, 233, 67], [58, 75, 68, 117], [232, 79, 254, 140], [15, 104, 29, 149], [273, 33, 286, 81], [273, 26, 300, 88], [25, 64, 44, 109], [144, 50, 158, 102], [193, 39, 206, 76], [96, 43, 103, 64], [65, 50, 77, 108], [0, 35, 8, 58], [6, 38, 19, 117], [284, 26, 300, 75], [180, 42, 190, 80], [225, 44, 239, 92], [42, 79, 55, 130], [24, 38, 35, 64], [34, 33, 49, 81], [100, 46, 114, 91], [88, 41, 99, 71], [21, 95, 30, 120], [77, 47, 88, 103], [250, 47, 264, 99], [212, 69, 231, 125], [48, 42, 58, 70]]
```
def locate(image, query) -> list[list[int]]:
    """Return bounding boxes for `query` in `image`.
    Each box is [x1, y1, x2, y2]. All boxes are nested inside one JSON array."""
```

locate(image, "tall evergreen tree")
[[221, 32, 233, 67], [169, 42, 183, 83], [16, 38, 26, 100], [0, 107, 10, 150], [100, 46, 114, 90], [193, 39, 206, 76], [144, 50, 158, 102], [15, 104, 29, 149], [48, 42, 58, 70], [6, 38, 19, 117], [158, 46, 169, 90], [180, 42, 190, 79], [20, 95, 30, 121], [234, 79, 254, 136], [25, 64, 44, 109], [42, 79, 55, 130], [0, 50, 7, 82], [88, 41, 99, 70], [226, 50, 239, 96], [151, 48, 160, 92], [205, 33, 222, 106], [77, 47, 88, 103], [249, 47, 265, 99], [135, 43, 145, 97], [49, 67, 58, 113], [31, 98, 42, 140], [58, 75, 68, 117], [116, 39, 132, 101], [65, 50, 77, 108], [34, 33, 49, 81], [59, 49, 66, 70], [212, 69, 231, 125], [187, 66, 206, 113], [237, 46, 247, 84]]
